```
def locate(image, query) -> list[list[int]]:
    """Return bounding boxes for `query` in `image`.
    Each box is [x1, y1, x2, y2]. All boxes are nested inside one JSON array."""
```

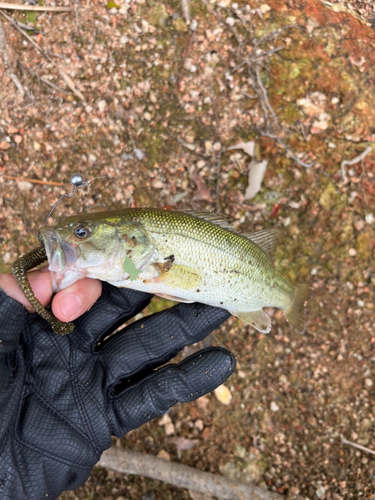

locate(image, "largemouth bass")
[[38, 208, 309, 334]]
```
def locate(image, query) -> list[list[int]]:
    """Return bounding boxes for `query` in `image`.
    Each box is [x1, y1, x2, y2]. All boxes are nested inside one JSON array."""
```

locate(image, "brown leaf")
[[192, 172, 213, 202]]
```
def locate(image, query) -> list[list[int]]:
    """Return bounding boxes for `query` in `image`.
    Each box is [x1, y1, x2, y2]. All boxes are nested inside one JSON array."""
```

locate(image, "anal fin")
[[234, 309, 271, 333]]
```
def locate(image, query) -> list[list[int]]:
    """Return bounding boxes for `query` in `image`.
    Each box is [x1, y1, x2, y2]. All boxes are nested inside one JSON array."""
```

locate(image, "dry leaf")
[[244, 159, 268, 200], [227, 140, 255, 157], [167, 437, 199, 459], [192, 172, 213, 202]]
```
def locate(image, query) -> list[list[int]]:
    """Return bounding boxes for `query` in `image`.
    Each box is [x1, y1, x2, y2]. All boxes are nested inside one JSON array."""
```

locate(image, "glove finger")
[[101, 302, 230, 390], [109, 347, 236, 436], [71, 283, 152, 352], [0, 291, 27, 356]]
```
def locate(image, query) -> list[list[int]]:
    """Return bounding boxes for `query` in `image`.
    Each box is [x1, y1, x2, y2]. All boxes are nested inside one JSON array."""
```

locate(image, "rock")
[[0, 141, 10, 150], [98, 100, 107, 112], [214, 384, 232, 405], [270, 401, 279, 412], [18, 181, 33, 192], [157, 449, 171, 461]]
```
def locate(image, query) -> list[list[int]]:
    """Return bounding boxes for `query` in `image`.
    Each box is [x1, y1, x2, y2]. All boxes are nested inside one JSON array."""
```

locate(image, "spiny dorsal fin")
[[242, 228, 282, 261], [183, 210, 233, 230]]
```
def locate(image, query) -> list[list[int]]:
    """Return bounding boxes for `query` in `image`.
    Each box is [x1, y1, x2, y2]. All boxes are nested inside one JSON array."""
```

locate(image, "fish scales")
[[38, 207, 309, 333]]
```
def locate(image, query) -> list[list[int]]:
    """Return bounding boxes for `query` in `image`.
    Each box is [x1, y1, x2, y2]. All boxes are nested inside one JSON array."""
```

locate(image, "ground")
[[0, 0, 375, 498]]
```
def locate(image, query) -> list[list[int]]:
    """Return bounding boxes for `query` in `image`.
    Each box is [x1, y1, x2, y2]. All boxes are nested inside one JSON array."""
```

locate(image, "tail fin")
[[285, 284, 309, 333]]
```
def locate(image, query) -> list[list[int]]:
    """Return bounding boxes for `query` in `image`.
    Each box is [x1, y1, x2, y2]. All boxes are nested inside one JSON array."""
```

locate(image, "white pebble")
[[270, 401, 279, 412], [348, 248, 357, 256], [120, 35, 129, 45], [98, 100, 107, 112], [365, 378, 373, 387], [190, 19, 198, 31], [365, 213, 374, 224], [18, 181, 33, 192], [225, 16, 235, 27]]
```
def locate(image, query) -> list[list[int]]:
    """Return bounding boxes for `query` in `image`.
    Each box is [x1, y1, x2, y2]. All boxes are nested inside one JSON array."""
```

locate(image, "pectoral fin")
[[234, 309, 271, 333], [153, 263, 202, 291]]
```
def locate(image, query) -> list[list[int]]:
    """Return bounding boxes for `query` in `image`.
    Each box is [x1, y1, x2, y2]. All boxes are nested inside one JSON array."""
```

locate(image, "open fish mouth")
[[38, 227, 85, 292]]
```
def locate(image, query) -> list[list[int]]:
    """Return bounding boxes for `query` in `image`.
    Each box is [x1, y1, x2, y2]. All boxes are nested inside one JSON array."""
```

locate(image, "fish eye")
[[74, 225, 90, 239]]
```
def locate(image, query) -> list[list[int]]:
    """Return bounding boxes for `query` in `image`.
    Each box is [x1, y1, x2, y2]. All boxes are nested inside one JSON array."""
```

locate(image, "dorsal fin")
[[242, 228, 282, 261], [182, 210, 233, 230]]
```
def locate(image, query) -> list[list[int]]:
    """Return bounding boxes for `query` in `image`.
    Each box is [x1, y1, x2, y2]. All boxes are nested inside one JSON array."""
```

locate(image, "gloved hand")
[[0, 276, 235, 500]]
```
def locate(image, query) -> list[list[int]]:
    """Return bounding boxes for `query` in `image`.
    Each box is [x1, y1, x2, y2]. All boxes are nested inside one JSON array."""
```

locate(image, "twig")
[[340, 146, 372, 183], [216, 147, 223, 213], [98, 447, 282, 500], [0, 2, 73, 12], [1, 174, 68, 186], [181, 0, 190, 23], [254, 65, 278, 131], [0, 8, 84, 100], [18, 62, 70, 95], [341, 437, 375, 456], [264, 132, 314, 168], [0, 19, 25, 96]]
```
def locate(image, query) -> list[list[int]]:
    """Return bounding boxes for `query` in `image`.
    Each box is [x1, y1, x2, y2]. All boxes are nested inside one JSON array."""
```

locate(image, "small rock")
[[365, 213, 374, 224], [18, 181, 34, 192], [149, 91, 157, 104], [14, 135, 22, 144], [85, 105, 93, 113], [348, 248, 357, 256], [98, 100, 107, 112], [108, 7, 118, 14], [120, 35, 129, 45], [0, 140, 11, 150], [158, 413, 172, 426], [144, 112, 152, 121], [33, 141, 41, 151], [259, 4, 271, 14], [190, 19, 198, 31], [204, 141, 213, 154], [364, 378, 373, 387], [270, 401, 279, 412], [88, 153, 97, 162], [316, 485, 326, 499], [185, 130, 195, 144], [196, 395, 209, 410], [195, 419, 204, 431], [164, 422, 175, 436], [225, 16, 235, 27], [184, 58, 197, 73], [157, 449, 171, 461], [214, 384, 232, 405]]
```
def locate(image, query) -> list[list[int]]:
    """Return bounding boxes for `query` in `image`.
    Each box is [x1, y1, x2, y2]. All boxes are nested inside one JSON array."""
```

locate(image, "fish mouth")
[[39, 227, 85, 292]]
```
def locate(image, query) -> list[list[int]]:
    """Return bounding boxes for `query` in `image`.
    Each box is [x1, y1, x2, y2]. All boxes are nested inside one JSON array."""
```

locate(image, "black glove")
[[0, 283, 235, 500]]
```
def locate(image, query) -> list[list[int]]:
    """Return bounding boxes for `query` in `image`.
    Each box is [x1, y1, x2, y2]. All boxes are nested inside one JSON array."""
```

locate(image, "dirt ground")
[[1, 0, 375, 498]]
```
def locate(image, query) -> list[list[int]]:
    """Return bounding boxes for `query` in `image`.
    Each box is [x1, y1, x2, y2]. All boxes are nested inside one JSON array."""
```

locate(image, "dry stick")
[[0, 18, 25, 96], [98, 447, 282, 500], [340, 146, 372, 183], [341, 437, 375, 456], [1, 174, 68, 186], [0, 8, 84, 100], [0, 2, 73, 11], [181, 0, 190, 23], [264, 133, 314, 169]]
